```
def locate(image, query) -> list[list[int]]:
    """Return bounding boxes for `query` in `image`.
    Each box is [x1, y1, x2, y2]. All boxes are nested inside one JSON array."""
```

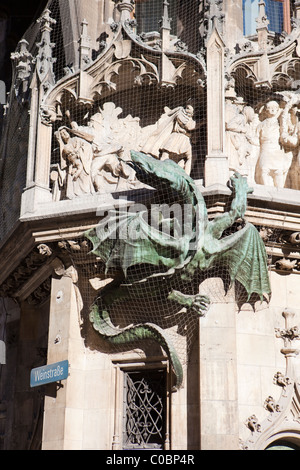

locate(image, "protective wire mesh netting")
[[47, 1, 208, 370], [60, 216, 276, 376], [2, 0, 296, 374]]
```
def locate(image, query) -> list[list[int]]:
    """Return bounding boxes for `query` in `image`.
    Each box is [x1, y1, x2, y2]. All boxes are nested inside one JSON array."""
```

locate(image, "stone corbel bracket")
[[257, 228, 300, 275], [0, 243, 68, 307], [243, 309, 300, 450]]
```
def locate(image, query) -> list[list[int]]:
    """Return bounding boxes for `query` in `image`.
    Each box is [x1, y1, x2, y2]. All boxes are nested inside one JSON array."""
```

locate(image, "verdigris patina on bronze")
[[85, 151, 271, 389]]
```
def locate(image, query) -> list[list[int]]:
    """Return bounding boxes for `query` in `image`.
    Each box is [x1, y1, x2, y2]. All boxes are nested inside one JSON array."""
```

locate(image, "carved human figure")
[[225, 101, 249, 176], [55, 127, 95, 199], [242, 106, 260, 185], [280, 95, 300, 189], [142, 105, 196, 175], [69, 111, 134, 193], [256, 101, 293, 188]]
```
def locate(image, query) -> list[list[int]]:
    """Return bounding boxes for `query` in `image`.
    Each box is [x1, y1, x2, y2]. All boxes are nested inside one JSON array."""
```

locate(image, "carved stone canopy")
[[226, 27, 300, 99], [40, 10, 206, 119]]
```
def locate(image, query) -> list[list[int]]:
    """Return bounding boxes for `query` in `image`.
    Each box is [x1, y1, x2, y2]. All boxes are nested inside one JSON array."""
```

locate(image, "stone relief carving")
[[242, 106, 260, 185], [275, 258, 298, 272], [245, 415, 261, 433], [264, 396, 281, 413], [51, 102, 198, 200], [142, 105, 197, 175], [26, 277, 52, 306], [55, 127, 95, 200], [0, 244, 53, 298], [53, 103, 139, 200], [257, 225, 300, 275], [10, 39, 33, 103], [280, 94, 300, 190], [49, 93, 300, 198], [273, 371, 292, 390], [226, 95, 300, 189], [256, 100, 293, 188], [225, 100, 259, 183]]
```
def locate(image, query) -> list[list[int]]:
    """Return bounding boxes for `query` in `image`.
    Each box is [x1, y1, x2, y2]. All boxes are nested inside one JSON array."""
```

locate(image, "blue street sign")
[[30, 360, 69, 388]]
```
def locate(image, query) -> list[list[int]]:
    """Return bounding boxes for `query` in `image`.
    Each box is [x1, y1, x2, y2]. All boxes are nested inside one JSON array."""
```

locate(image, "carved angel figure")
[[55, 127, 95, 199], [142, 105, 196, 175]]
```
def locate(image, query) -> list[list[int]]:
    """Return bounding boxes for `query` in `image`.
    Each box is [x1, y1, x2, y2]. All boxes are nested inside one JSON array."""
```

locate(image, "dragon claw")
[[189, 294, 211, 316], [229, 172, 253, 195], [168, 290, 211, 316]]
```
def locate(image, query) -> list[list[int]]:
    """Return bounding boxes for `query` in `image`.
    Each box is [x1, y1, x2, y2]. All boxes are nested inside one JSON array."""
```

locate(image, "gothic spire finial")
[[79, 18, 91, 69], [117, 0, 135, 23], [256, 1, 269, 31], [256, 1, 269, 51], [35, 9, 57, 85], [161, 0, 172, 31]]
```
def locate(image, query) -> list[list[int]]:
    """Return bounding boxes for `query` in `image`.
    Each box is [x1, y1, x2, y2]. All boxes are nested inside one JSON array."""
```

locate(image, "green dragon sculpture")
[[85, 151, 271, 389]]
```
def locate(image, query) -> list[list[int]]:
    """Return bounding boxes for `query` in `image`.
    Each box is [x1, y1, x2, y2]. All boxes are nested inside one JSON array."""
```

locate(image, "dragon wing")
[[85, 209, 192, 277], [202, 222, 271, 301], [85, 152, 208, 277]]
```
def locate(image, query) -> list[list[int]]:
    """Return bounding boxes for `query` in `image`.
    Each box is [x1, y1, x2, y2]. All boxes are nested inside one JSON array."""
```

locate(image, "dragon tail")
[[90, 303, 183, 390]]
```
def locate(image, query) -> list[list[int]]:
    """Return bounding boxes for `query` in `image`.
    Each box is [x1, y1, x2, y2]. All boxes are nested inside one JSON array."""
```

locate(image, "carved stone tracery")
[[30, 5, 207, 201], [0, 243, 69, 306], [243, 310, 300, 450], [6, 0, 300, 201]]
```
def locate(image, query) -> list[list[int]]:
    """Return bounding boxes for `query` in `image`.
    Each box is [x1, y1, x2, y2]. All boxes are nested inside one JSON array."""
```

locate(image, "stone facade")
[[1, 0, 300, 451]]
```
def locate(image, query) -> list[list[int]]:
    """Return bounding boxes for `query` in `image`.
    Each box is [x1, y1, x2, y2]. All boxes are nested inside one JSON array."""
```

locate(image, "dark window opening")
[[266, 439, 300, 450], [135, 0, 178, 36], [123, 369, 167, 450], [265, 0, 284, 33]]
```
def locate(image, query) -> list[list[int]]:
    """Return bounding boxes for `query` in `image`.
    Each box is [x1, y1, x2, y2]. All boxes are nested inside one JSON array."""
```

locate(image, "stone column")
[[295, 1, 300, 20], [282, 0, 291, 35], [205, 25, 228, 187], [117, 0, 135, 23], [222, 0, 244, 50], [21, 10, 56, 215], [21, 112, 53, 215], [198, 281, 239, 450], [276, 309, 300, 378], [42, 266, 86, 450]]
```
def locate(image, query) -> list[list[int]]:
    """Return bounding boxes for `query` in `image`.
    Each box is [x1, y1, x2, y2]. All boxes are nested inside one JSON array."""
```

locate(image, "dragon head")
[[128, 150, 191, 189]]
